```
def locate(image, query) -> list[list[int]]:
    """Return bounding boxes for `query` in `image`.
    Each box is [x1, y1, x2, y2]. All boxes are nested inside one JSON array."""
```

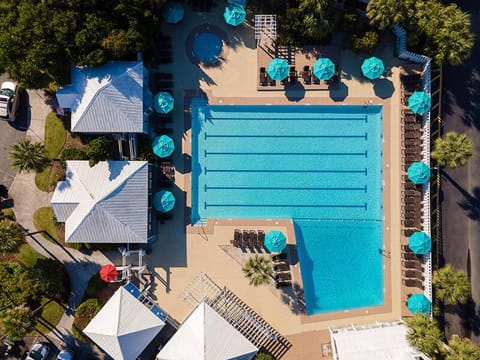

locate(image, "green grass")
[[35, 164, 64, 192], [32, 207, 58, 243], [14, 242, 45, 267], [31, 298, 64, 335], [45, 112, 66, 158]]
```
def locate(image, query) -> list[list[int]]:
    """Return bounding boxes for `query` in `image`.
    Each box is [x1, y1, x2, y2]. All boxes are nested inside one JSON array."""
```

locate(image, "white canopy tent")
[[157, 302, 258, 360], [84, 286, 165, 360]]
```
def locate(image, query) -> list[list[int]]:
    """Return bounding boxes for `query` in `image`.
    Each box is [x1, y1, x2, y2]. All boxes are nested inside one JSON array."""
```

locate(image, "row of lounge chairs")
[[273, 257, 292, 288], [231, 229, 265, 249], [259, 65, 340, 87], [150, 72, 174, 95], [152, 36, 173, 65], [401, 244, 425, 291]]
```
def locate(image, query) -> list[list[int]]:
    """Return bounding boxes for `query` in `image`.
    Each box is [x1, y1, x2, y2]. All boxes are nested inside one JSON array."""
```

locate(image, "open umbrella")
[[153, 92, 174, 114], [408, 91, 431, 114], [264, 230, 287, 253], [153, 135, 175, 158], [163, 2, 184, 24], [408, 231, 432, 255], [266, 58, 289, 81], [407, 161, 431, 185], [99, 264, 118, 283], [153, 190, 176, 213], [223, 4, 246, 26], [361, 57, 385, 80], [313, 58, 335, 81], [407, 293, 431, 314]]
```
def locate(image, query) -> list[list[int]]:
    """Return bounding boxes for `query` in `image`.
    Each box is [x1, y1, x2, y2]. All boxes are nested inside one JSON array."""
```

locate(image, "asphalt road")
[[441, 0, 480, 343]]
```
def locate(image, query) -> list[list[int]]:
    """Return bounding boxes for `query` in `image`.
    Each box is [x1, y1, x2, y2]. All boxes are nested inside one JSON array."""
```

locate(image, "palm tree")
[[446, 335, 480, 359], [9, 139, 50, 173], [405, 314, 443, 357], [366, 0, 412, 28], [1, 306, 35, 340], [431, 131, 474, 168], [0, 219, 25, 254], [242, 255, 273, 287], [433, 264, 470, 305]]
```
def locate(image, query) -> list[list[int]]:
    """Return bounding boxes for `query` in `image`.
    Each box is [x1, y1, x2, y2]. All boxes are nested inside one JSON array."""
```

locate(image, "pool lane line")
[[204, 133, 368, 140], [204, 168, 368, 175], [204, 185, 368, 192], [202, 116, 369, 122], [204, 203, 368, 210], [204, 150, 368, 157]]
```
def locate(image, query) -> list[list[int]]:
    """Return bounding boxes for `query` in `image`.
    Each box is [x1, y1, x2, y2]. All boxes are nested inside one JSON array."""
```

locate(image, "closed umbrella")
[[264, 230, 287, 253], [361, 57, 385, 80], [154, 92, 174, 114], [408, 231, 432, 255], [153, 190, 176, 213], [223, 4, 246, 26], [408, 91, 431, 114], [153, 135, 175, 158], [266, 58, 289, 81], [163, 2, 184, 24], [407, 293, 431, 314], [407, 162, 431, 185], [313, 58, 335, 81], [99, 264, 118, 283]]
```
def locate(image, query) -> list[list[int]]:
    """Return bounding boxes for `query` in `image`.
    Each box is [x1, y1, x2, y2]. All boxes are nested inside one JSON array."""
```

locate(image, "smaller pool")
[[192, 32, 223, 64]]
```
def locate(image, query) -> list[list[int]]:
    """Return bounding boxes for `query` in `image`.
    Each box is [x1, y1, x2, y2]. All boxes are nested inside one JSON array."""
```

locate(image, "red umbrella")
[[99, 264, 118, 283]]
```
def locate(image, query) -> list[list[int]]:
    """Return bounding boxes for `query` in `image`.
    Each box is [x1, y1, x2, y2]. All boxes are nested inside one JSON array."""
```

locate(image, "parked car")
[[0, 81, 20, 121], [25, 342, 51, 360], [56, 348, 75, 360]]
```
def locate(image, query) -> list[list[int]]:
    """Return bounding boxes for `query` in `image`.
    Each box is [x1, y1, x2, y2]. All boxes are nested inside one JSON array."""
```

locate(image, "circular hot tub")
[[187, 25, 229, 66]]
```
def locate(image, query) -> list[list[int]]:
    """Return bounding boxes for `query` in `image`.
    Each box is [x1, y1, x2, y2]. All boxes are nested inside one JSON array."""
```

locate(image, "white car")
[[25, 342, 51, 360], [0, 81, 18, 120]]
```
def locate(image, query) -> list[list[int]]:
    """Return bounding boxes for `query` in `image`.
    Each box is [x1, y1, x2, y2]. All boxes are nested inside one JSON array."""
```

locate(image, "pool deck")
[[149, 5, 415, 359]]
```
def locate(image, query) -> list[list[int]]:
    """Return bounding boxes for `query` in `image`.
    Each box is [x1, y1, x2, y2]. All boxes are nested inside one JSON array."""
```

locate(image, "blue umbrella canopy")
[[223, 4, 246, 26], [264, 230, 287, 253], [153, 190, 176, 212], [266, 58, 290, 81], [407, 294, 431, 314], [313, 58, 335, 81], [361, 57, 385, 80], [407, 162, 431, 185], [153, 92, 174, 114], [152, 135, 175, 158], [408, 232, 432, 255], [163, 2, 184, 24], [408, 91, 431, 114]]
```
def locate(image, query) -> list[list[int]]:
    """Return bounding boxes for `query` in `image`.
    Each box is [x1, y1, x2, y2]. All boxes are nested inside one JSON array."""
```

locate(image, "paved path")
[[441, 0, 480, 343]]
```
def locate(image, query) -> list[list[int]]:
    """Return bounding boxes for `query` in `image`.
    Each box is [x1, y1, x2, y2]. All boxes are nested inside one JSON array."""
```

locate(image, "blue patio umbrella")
[[264, 230, 287, 253], [266, 58, 290, 81], [408, 231, 432, 255], [361, 57, 385, 80], [408, 91, 431, 114], [153, 190, 176, 213], [407, 294, 431, 314], [153, 92, 174, 114], [152, 135, 175, 158], [162, 2, 184, 24], [223, 4, 246, 26], [313, 58, 335, 81], [407, 161, 431, 185]]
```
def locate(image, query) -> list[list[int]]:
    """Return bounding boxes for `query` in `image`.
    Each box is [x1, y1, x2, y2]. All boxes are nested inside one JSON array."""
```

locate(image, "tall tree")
[[0, 262, 40, 310], [405, 314, 443, 357], [242, 255, 273, 287], [9, 139, 51, 173], [1, 306, 35, 340], [446, 335, 480, 359], [433, 264, 470, 305], [431, 132, 474, 168], [28, 259, 70, 302], [0, 219, 25, 254], [366, 0, 413, 28]]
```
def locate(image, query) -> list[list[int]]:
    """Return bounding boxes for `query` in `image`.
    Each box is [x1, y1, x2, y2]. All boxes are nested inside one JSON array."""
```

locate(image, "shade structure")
[[153, 190, 176, 213], [264, 230, 287, 253], [153, 135, 175, 158], [407, 161, 431, 184], [408, 231, 432, 255], [162, 2, 184, 24], [223, 4, 246, 26], [407, 294, 431, 314], [361, 57, 385, 80], [266, 58, 290, 81], [408, 91, 431, 114], [153, 92, 174, 114], [313, 58, 335, 80], [99, 264, 118, 283]]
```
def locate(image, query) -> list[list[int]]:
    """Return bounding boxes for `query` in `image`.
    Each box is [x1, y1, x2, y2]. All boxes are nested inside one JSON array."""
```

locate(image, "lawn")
[[35, 162, 65, 192], [45, 112, 66, 158], [14, 242, 45, 267], [31, 298, 64, 335], [32, 207, 59, 243]]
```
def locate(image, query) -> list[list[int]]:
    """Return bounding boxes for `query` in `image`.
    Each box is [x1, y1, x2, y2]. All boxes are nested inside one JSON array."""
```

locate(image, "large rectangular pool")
[[191, 100, 384, 314]]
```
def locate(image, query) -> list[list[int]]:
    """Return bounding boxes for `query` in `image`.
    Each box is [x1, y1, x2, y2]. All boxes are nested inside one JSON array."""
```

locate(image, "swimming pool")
[[190, 100, 384, 314], [192, 32, 223, 64]]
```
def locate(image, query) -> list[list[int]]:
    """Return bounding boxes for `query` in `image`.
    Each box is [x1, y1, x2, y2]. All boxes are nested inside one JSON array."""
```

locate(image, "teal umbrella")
[[223, 4, 246, 26], [313, 58, 335, 81], [361, 57, 385, 80], [264, 230, 287, 253], [407, 294, 431, 314], [163, 2, 184, 24], [153, 92, 174, 114], [153, 190, 176, 212], [266, 58, 289, 81], [408, 232, 432, 255], [407, 162, 431, 185], [408, 91, 431, 114], [152, 135, 175, 158]]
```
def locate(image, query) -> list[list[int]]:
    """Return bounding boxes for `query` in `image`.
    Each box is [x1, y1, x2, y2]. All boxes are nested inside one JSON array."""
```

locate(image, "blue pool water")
[[192, 32, 223, 64], [190, 100, 384, 314]]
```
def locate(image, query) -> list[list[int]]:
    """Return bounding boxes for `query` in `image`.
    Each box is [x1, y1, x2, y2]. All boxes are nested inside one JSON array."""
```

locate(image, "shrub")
[[2, 306, 35, 340], [352, 31, 380, 54], [255, 353, 274, 360], [72, 298, 101, 341], [342, 12, 359, 32], [87, 136, 112, 167], [60, 146, 88, 164]]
